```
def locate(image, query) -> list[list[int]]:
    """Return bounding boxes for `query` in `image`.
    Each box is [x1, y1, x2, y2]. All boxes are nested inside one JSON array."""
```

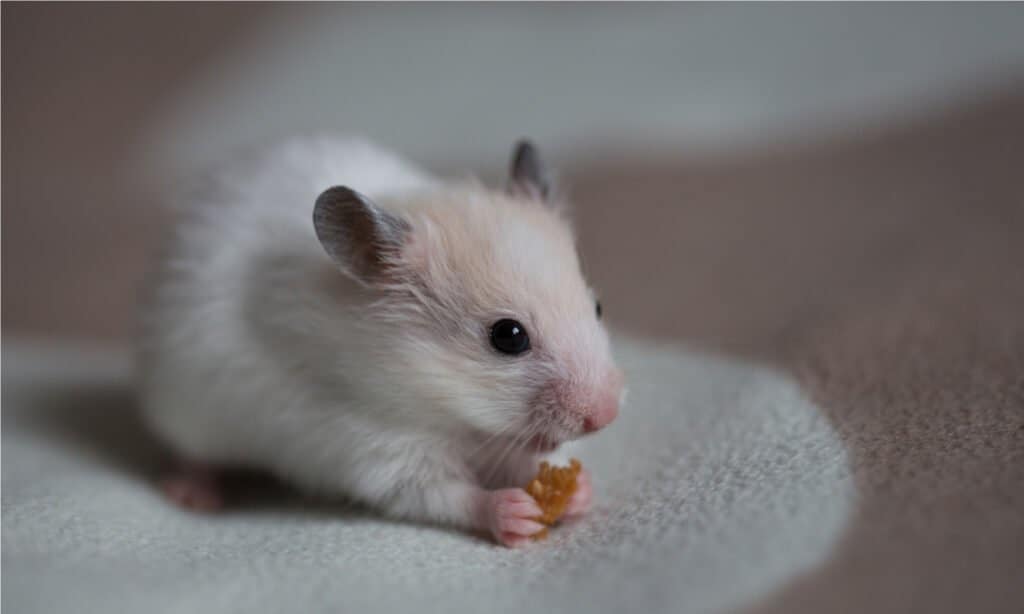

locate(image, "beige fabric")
[[571, 90, 1024, 614]]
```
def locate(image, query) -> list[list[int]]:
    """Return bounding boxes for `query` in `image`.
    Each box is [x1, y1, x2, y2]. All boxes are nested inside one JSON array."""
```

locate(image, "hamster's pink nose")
[[583, 377, 622, 433]]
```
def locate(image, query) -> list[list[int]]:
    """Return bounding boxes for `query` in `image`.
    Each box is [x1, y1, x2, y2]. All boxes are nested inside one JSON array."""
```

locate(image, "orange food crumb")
[[525, 458, 582, 539]]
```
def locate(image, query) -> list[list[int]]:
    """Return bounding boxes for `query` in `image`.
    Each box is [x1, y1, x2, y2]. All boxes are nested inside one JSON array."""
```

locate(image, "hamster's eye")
[[490, 319, 530, 355], [595, 300, 603, 320]]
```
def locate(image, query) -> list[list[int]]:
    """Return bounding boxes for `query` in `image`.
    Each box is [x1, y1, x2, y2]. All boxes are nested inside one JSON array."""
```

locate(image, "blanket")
[[2, 337, 853, 614]]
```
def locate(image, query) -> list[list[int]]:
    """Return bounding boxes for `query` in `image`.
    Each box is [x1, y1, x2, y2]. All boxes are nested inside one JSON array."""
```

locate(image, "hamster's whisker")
[[481, 433, 521, 487], [482, 421, 537, 487], [466, 423, 517, 459]]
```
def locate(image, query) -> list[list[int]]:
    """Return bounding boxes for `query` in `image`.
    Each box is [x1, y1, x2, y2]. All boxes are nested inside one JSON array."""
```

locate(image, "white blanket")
[[2, 337, 853, 614]]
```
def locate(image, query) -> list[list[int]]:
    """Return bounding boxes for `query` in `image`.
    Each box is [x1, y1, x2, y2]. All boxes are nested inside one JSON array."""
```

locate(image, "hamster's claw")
[[563, 468, 592, 517], [484, 488, 546, 547]]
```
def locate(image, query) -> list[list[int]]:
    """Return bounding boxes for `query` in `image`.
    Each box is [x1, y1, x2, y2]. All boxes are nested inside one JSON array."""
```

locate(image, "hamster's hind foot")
[[160, 461, 224, 512]]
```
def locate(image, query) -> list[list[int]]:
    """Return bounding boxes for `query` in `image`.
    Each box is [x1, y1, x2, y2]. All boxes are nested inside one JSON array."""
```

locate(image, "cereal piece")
[[525, 458, 582, 539]]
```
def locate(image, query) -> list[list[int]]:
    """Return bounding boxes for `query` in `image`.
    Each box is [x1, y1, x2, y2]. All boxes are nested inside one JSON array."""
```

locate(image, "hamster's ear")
[[508, 139, 552, 204], [313, 186, 410, 282]]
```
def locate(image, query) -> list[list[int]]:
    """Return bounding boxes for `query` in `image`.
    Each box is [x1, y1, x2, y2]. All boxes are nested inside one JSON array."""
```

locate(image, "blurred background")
[[4, 2, 1024, 346], [5, 4, 1024, 613]]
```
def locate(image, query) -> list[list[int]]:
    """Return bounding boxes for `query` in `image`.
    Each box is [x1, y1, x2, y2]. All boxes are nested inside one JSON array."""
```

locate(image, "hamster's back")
[[137, 138, 435, 463]]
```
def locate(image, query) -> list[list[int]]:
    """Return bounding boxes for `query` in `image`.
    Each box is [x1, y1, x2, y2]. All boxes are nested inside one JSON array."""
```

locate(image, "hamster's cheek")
[[453, 397, 525, 435]]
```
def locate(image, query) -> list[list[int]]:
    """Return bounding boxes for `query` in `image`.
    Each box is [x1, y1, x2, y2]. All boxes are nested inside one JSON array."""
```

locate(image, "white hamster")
[[137, 138, 624, 546]]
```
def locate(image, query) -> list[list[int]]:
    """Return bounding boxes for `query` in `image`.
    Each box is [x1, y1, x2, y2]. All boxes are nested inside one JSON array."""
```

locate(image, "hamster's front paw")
[[563, 468, 592, 517], [484, 488, 546, 547]]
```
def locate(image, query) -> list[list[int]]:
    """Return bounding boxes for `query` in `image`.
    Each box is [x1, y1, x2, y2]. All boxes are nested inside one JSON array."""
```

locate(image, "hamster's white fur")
[[138, 138, 623, 545]]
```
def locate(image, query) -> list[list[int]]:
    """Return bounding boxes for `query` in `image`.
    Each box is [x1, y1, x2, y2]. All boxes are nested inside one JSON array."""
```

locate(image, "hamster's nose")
[[583, 371, 623, 433], [583, 395, 618, 433]]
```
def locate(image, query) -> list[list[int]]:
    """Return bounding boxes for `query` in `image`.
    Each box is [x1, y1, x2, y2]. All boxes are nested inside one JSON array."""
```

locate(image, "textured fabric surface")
[[2, 337, 853, 614]]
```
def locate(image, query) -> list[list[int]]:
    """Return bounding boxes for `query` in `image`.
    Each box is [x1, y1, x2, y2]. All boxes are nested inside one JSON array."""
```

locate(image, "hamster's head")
[[313, 141, 623, 452]]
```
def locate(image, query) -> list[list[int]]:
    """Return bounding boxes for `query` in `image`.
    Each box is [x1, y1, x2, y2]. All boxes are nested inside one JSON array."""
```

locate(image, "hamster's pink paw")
[[161, 464, 223, 512], [564, 468, 592, 517], [483, 488, 546, 547]]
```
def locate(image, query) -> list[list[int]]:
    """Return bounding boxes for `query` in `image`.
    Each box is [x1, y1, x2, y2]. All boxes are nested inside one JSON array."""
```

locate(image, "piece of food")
[[525, 458, 582, 539]]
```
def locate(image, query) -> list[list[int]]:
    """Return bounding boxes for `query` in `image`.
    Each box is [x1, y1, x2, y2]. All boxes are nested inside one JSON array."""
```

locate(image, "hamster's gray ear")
[[313, 186, 410, 282], [508, 140, 552, 203]]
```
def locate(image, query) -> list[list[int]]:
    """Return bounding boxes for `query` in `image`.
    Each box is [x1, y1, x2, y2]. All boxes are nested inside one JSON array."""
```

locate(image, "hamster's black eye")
[[490, 319, 530, 355], [595, 300, 603, 320]]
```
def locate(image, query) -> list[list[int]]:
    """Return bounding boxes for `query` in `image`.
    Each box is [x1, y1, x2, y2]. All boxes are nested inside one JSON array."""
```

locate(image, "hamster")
[[137, 138, 624, 547]]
